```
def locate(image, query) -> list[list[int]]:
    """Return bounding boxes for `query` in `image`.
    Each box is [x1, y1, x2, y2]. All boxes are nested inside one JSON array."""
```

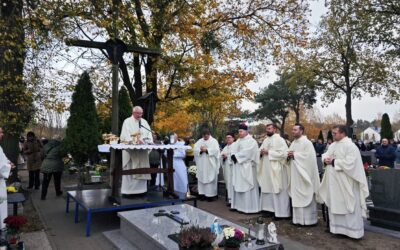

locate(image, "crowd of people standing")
[[16, 132, 65, 200], [310, 136, 400, 169]]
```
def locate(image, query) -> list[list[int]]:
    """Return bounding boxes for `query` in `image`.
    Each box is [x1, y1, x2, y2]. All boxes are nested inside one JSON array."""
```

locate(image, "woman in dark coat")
[[23, 131, 43, 189], [41, 136, 65, 200]]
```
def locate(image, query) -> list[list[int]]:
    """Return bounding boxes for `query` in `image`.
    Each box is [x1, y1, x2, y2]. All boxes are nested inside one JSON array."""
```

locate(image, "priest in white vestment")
[[258, 124, 290, 218], [169, 133, 188, 194], [0, 127, 13, 229], [287, 124, 320, 225], [231, 124, 260, 213], [120, 106, 153, 195], [194, 129, 220, 201], [220, 132, 235, 205], [319, 125, 369, 239]]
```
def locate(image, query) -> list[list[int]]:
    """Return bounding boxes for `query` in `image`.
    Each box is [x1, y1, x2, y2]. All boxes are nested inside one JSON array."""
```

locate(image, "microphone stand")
[[138, 119, 153, 144]]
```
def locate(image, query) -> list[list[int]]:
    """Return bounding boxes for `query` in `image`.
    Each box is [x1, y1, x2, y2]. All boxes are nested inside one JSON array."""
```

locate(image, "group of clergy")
[[196, 123, 368, 240], [119, 106, 368, 240]]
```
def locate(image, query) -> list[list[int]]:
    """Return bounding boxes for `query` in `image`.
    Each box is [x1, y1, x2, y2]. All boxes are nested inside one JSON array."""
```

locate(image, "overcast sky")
[[241, 0, 399, 122]]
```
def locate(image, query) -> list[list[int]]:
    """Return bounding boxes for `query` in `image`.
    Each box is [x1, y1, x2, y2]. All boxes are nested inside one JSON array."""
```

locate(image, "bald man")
[[120, 106, 153, 195]]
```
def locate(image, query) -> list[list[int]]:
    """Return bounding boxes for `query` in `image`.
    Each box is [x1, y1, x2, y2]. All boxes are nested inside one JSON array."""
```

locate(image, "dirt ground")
[[239, 216, 400, 250], [17, 173, 45, 233]]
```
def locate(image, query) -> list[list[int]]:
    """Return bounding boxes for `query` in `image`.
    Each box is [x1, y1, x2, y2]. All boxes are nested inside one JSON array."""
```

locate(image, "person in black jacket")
[[314, 139, 326, 157], [375, 138, 396, 168]]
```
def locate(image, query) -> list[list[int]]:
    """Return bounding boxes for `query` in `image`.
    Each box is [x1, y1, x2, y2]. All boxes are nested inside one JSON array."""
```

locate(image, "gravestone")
[[104, 204, 282, 249], [368, 169, 400, 230]]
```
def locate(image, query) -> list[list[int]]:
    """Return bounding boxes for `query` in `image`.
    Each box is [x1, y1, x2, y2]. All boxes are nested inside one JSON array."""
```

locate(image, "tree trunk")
[[143, 56, 159, 125], [0, 0, 26, 182], [133, 54, 142, 104], [119, 59, 135, 105], [295, 109, 300, 124], [280, 114, 287, 137], [345, 91, 354, 138]]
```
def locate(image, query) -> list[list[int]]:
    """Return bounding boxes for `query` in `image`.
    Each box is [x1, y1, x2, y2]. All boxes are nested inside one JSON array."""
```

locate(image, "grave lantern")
[[255, 216, 265, 245]]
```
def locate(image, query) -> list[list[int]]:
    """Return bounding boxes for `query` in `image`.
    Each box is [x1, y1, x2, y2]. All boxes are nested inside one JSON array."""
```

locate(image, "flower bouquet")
[[178, 225, 216, 250], [95, 164, 108, 174], [222, 227, 245, 250], [4, 215, 27, 248], [187, 165, 198, 189]]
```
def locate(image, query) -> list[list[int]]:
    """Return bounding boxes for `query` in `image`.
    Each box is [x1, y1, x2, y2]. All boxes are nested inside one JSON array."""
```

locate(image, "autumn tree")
[[1, 1, 312, 156], [154, 68, 253, 138], [355, 0, 400, 55], [380, 113, 394, 140], [39, 0, 310, 126], [309, 1, 399, 137]]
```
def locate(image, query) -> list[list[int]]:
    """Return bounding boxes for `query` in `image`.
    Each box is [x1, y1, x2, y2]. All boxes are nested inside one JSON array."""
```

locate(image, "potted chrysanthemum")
[[222, 227, 245, 250], [3, 215, 27, 249]]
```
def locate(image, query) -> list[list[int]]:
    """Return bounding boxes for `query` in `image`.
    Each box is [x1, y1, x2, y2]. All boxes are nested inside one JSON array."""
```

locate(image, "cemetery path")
[[19, 169, 400, 250], [20, 171, 118, 250], [196, 198, 400, 250]]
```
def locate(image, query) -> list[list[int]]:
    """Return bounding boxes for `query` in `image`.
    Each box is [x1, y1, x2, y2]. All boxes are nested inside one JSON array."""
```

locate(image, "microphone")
[[138, 119, 152, 133]]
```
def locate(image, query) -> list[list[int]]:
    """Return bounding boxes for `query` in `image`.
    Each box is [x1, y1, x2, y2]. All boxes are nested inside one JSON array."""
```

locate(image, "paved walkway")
[[18, 168, 313, 250], [16, 167, 400, 250]]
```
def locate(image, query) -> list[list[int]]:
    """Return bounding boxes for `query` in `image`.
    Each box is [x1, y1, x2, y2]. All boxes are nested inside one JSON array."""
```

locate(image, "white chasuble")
[[0, 146, 11, 229], [319, 137, 369, 239], [288, 135, 320, 225], [258, 134, 290, 217], [231, 134, 260, 213], [194, 136, 220, 197], [120, 117, 153, 194], [221, 143, 234, 202], [172, 141, 188, 194]]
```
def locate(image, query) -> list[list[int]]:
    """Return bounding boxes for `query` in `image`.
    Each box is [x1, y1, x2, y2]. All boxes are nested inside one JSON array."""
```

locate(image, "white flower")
[[223, 227, 236, 239]]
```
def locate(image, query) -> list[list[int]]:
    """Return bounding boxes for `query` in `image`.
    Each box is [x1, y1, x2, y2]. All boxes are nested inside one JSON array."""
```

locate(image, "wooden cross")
[[65, 38, 166, 200]]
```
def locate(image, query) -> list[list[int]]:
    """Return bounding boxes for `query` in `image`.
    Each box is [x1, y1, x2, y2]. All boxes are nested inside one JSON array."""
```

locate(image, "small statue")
[[211, 217, 223, 248], [267, 222, 279, 244]]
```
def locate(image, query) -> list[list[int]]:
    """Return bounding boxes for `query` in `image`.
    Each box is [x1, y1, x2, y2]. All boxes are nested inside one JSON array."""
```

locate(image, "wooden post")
[[166, 149, 174, 194], [111, 150, 122, 199]]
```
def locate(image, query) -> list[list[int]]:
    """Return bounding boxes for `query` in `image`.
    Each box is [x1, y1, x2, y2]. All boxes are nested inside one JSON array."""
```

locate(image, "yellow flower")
[[6, 186, 17, 193]]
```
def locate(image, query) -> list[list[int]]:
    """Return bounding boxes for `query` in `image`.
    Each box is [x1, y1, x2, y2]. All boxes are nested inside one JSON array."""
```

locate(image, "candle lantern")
[[255, 216, 265, 245]]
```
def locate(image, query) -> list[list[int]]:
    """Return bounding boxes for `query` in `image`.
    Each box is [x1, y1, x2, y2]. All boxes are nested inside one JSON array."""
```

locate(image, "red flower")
[[363, 162, 369, 171], [4, 216, 27, 231], [8, 237, 17, 244]]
